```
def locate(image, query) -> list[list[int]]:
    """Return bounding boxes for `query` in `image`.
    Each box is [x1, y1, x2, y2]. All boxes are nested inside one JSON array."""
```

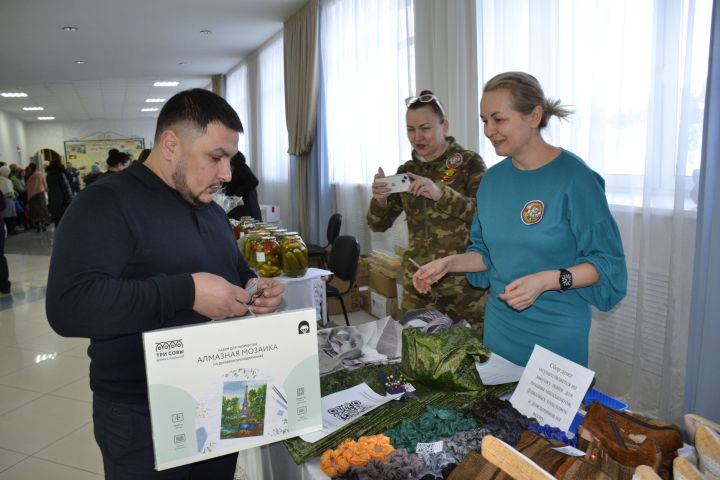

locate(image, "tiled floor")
[[0, 228, 375, 478]]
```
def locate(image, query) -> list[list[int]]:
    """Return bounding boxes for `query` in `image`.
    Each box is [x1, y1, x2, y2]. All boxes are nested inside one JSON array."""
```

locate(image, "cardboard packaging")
[[356, 256, 370, 287], [359, 286, 371, 312], [369, 267, 397, 298], [370, 289, 399, 319], [142, 308, 321, 470]]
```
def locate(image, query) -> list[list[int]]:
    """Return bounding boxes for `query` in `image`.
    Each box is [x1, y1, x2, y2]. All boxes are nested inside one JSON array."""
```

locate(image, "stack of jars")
[[239, 224, 310, 278]]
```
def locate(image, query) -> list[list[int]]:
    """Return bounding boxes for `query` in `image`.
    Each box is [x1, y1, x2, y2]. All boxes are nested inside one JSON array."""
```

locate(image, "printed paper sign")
[[299, 383, 403, 443], [143, 308, 321, 470], [510, 345, 594, 433]]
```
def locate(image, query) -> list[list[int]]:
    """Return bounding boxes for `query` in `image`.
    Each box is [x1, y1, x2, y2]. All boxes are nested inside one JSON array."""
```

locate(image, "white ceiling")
[[0, 0, 305, 123]]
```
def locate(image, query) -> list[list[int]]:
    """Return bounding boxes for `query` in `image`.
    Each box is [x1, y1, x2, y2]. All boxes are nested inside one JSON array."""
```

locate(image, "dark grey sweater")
[[46, 161, 255, 404]]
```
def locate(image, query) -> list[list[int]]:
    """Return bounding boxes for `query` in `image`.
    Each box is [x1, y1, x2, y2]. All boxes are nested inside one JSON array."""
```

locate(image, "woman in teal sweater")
[[413, 72, 627, 366]]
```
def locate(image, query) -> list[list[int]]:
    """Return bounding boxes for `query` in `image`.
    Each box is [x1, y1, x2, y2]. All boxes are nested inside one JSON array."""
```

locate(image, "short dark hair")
[[106, 150, 130, 168], [154, 88, 243, 143], [230, 151, 247, 171]]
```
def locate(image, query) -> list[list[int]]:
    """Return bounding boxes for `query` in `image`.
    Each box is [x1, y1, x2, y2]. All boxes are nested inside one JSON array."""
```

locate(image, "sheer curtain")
[[319, 0, 414, 253], [226, 63, 250, 159], [414, 0, 480, 153], [685, 0, 720, 425], [477, 0, 713, 424], [255, 33, 292, 228]]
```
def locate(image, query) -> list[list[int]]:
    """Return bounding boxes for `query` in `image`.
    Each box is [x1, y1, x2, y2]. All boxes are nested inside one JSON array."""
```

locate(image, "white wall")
[[0, 110, 29, 167], [25, 118, 157, 161]]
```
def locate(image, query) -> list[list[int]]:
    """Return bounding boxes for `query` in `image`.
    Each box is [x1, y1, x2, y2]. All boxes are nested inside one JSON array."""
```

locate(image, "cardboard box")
[[370, 289, 399, 319], [369, 267, 397, 298], [356, 256, 370, 287], [327, 280, 361, 316], [359, 286, 371, 312]]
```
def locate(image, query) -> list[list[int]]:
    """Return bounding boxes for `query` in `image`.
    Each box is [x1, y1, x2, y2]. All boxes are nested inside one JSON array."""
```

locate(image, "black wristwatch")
[[559, 269, 573, 291]]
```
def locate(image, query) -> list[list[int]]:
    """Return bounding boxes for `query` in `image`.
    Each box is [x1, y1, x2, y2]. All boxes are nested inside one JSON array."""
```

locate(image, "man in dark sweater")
[[46, 89, 284, 480]]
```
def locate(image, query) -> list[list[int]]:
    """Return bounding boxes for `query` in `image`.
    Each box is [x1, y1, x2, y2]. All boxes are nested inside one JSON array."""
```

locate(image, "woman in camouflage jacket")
[[367, 91, 487, 331]]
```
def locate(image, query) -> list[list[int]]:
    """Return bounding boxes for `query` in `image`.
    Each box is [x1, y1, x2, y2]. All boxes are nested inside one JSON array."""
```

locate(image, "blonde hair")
[[483, 72, 573, 129]]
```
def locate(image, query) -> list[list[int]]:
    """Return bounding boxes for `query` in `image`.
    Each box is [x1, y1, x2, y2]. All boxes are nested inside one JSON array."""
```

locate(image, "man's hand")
[[192, 272, 252, 320], [247, 277, 285, 314]]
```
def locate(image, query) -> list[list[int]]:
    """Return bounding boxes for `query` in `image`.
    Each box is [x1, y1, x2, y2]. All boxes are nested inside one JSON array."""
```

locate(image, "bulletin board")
[[64, 138, 145, 173]]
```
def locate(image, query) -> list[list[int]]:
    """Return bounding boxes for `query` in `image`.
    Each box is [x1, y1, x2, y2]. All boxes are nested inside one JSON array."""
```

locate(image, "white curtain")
[[477, 0, 713, 424], [414, 0, 480, 153], [226, 63, 250, 158], [255, 33, 292, 228], [319, 0, 415, 253]]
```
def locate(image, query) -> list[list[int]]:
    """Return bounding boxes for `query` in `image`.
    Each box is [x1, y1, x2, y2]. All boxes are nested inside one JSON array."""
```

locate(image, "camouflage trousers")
[[401, 272, 487, 334]]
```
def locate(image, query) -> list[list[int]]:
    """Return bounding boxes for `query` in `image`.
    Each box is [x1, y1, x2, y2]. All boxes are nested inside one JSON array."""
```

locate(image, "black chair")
[[308, 213, 342, 269], [325, 235, 360, 326]]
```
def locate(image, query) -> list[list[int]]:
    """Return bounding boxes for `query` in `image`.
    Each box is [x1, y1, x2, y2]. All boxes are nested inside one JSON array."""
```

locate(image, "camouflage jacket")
[[367, 137, 486, 265]]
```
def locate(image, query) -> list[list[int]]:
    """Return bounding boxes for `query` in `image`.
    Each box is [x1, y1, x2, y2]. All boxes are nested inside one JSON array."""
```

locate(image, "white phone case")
[[381, 174, 411, 193]]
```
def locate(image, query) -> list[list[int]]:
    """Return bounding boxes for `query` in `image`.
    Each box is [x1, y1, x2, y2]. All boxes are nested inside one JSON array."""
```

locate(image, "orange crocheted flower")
[[319, 449, 339, 477], [320, 435, 396, 476]]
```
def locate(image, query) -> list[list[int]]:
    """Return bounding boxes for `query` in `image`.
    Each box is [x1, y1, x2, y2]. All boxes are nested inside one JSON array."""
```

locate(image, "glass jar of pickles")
[[280, 233, 308, 277], [242, 230, 268, 268], [255, 236, 282, 277]]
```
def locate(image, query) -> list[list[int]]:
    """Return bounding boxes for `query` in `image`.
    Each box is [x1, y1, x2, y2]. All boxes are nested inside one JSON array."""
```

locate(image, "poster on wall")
[[63, 138, 145, 174]]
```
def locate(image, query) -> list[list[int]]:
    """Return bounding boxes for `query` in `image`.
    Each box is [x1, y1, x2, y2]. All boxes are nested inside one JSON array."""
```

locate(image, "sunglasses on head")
[[405, 94, 446, 117]]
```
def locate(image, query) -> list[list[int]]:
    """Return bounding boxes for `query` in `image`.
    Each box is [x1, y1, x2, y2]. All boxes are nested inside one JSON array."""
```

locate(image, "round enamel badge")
[[521, 200, 544, 225], [446, 154, 464, 169]]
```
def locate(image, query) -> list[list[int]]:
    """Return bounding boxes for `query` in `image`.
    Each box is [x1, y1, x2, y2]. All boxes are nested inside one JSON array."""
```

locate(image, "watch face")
[[560, 270, 572, 290]]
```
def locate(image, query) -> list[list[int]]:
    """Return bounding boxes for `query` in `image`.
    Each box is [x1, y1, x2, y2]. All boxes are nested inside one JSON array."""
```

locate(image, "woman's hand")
[[412, 257, 451, 294], [406, 172, 443, 202], [498, 271, 554, 311], [371, 167, 392, 207]]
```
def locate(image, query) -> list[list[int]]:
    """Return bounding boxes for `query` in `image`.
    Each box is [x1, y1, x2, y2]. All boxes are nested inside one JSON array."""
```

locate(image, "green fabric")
[[283, 365, 513, 465], [401, 327, 490, 391], [385, 406, 476, 452]]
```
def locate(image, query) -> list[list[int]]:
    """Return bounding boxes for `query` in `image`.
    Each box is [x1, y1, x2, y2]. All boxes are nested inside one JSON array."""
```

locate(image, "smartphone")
[[380, 173, 412, 193]]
